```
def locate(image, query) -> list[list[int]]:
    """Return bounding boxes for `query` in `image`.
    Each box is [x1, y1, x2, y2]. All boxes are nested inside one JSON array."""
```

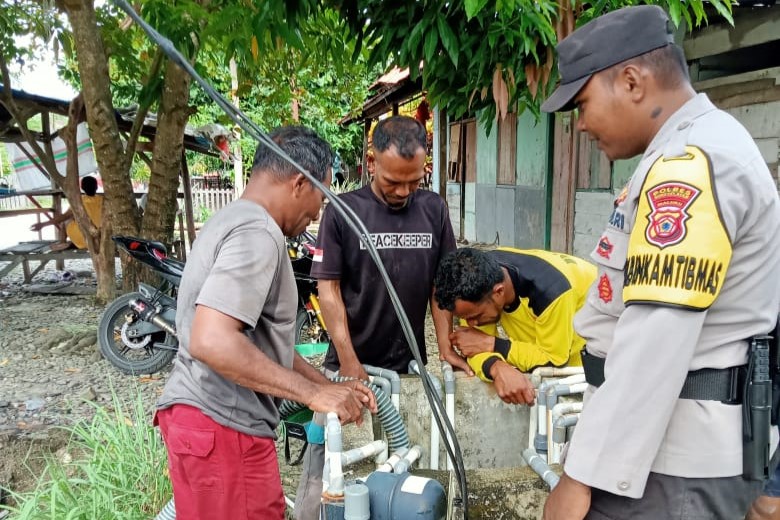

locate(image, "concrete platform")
[[399, 372, 532, 470], [334, 367, 580, 519]]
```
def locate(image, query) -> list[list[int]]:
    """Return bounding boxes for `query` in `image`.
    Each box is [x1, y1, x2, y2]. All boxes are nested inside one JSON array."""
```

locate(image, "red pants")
[[155, 404, 285, 520]]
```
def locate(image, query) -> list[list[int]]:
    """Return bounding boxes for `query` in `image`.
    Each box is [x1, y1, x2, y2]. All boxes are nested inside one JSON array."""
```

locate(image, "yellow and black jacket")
[[468, 248, 597, 381]]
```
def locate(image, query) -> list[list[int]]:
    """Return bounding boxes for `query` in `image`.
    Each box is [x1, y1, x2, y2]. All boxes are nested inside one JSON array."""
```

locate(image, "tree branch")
[[0, 48, 63, 184], [62, 94, 100, 246], [123, 47, 164, 172]]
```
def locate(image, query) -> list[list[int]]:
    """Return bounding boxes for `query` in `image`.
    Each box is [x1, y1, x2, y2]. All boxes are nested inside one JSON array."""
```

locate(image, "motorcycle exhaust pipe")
[[129, 299, 177, 337]]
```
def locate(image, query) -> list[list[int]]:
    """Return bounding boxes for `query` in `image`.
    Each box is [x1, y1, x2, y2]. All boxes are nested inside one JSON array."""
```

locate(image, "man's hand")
[[543, 473, 591, 520], [306, 382, 375, 426], [439, 345, 474, 376], [338, 359, 369, 382], [490, 360, 535, 405], [335, 379, 377, 415], [450, 326, 494, 358]]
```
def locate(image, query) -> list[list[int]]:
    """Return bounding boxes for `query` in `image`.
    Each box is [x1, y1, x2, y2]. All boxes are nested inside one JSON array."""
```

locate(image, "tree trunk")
[[140, 59, 194, 246], [57, 95, 116, 303], [62, 0, 141, 303], [229, 58, 244, 195]]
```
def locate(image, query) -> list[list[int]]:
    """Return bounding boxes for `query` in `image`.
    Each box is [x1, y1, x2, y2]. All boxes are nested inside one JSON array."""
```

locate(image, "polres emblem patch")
[[644, 182, 700, 249], [596, 236, 613, 259]]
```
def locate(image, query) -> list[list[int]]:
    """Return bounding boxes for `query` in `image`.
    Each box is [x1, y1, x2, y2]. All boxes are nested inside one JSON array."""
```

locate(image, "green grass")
[[1, 389, 171, 519]]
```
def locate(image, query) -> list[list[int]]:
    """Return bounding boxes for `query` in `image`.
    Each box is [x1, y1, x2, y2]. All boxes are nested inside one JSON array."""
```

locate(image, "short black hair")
[[80, 176, 98, 196], [251, 126, 333, 182], [372, 115, 427, 159], [605, 44, 689, 90], [434, 248, 504, 311]]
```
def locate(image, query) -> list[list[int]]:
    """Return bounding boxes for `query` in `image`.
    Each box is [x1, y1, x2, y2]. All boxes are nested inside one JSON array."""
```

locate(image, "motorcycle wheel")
[[97, 292, 177, 375], [295, 306, 329, 345]]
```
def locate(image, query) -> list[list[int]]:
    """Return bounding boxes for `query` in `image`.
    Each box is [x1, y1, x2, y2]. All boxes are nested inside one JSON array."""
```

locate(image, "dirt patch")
[[0, 429, 70, 506]]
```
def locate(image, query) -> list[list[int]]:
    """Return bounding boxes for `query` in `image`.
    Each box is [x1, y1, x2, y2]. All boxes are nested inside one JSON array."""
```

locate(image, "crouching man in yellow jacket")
[[434, 247, 596, 405]]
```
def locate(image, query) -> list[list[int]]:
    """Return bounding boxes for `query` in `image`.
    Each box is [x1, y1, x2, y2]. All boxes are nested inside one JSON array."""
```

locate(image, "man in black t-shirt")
[[293, 115, 466, 519]]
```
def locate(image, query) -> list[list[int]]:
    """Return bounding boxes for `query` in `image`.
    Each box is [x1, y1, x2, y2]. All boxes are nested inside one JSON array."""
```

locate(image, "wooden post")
[[180, 152, 197, 249], [42, 113, 66, 269], [438, 111, 448, 199], [550, 114, 578, 253], [361, 120, 370, 185], [432, 107, 445, 198], [458, 121, 467, 241], [177, 210, 187, 261]]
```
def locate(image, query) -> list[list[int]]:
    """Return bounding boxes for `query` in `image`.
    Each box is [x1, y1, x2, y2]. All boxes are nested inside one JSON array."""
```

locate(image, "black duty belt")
[[581, 349, 747, 404]]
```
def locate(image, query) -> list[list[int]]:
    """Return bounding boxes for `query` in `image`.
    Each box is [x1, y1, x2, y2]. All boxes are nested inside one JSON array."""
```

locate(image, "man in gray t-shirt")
[[155, 126, 375, 520]]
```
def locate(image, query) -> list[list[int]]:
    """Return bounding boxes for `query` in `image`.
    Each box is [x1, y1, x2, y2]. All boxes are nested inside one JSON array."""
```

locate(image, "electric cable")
[[110, 0, 470, 515]]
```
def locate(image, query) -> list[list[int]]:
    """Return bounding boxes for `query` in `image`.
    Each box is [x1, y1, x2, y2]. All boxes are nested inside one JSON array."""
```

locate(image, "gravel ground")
[[0, 257, 440, 514], [0, 259, 175, 506]]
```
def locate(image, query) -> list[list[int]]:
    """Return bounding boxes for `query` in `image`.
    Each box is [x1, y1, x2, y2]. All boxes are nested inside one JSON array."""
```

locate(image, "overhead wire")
[[110, 0, 469, 515]]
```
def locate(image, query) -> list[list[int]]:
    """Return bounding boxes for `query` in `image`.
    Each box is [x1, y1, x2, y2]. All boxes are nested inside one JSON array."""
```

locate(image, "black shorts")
[[586, 472, 762, 520]]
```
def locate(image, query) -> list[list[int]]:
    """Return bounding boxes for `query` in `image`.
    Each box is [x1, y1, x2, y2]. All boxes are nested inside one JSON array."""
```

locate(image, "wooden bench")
[[0, 241, 91, 283]]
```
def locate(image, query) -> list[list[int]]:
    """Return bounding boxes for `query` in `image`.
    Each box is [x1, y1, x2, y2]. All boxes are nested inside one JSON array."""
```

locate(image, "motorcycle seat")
[[161, 257, 185, 277], [149, 240, 168, 255]]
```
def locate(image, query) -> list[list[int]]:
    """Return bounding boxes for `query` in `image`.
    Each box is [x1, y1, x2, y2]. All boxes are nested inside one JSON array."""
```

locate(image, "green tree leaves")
[[465, 0, 490, 20], [436, 15, 459, 68], [345, 0, 734, 130]]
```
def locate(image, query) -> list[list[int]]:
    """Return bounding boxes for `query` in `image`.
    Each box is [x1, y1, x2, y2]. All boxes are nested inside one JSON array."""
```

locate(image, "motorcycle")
[[287, 230, 329, 346], [97, 233, 329, 375]]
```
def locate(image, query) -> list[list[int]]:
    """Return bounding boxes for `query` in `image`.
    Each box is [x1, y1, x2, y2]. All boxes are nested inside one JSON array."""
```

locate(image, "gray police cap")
[[541, 5, 675, 113]]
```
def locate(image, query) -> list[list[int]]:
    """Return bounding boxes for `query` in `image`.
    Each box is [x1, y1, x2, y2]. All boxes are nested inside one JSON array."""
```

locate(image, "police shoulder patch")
[[623, 146, 732, 310]]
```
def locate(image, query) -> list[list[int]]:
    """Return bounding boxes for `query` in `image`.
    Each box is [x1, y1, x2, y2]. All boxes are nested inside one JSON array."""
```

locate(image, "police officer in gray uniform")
[[540, 6, 780, 519]]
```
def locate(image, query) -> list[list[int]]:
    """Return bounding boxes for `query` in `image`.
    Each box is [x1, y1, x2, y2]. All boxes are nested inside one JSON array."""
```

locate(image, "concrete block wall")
[[723, 100, 780, 194], [447, 183, 461, 239], [399, 372, 532, 471], [340, 371, 532, 471], [572, 191, 614, 259]]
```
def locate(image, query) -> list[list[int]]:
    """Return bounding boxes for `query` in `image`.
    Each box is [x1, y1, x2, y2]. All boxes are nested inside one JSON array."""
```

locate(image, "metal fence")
[[191, 188, 235, 221], [0, 188, 234, 221], [0, 195, 35, 211]]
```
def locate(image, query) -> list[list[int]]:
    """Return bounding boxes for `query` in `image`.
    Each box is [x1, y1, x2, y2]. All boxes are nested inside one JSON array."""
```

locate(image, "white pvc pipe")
[[325, 412, 344, 496], [364, 365, 401, 411], [441, 361, 456, 472], [545, 382, 588, 464], [550, 402, 583, 427], [430, 411, 440, 470], [376, 448, 410, 473], [393, 444, 423, 473], [528, 395, 538, 452], [341, 440, 387, 466], [409, 360, 446, 471], [536, 379, 557, 451], [553, 373, 587, 386], [530, 366, 584, 387], [445, 392, 455, 471], [529, 371, 584, 456], [543, 375, 587, 444], [368, 374, 391, 463], [522, 448, 560, 490], [550, 413, 581, 464]]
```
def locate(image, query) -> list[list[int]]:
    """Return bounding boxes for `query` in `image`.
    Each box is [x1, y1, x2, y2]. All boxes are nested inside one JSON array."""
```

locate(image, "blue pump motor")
[[364, 471, 446, 520]]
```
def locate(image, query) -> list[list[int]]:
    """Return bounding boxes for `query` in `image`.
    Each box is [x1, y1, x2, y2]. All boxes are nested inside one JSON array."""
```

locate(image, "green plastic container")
[[294, 342, 329, 357]]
